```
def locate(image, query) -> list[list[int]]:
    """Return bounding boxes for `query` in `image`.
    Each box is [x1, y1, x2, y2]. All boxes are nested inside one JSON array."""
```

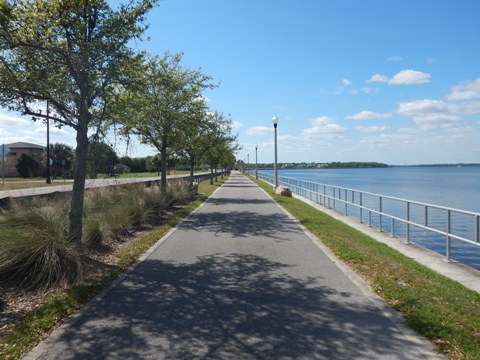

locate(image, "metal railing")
[[256, 171, 480, 263]]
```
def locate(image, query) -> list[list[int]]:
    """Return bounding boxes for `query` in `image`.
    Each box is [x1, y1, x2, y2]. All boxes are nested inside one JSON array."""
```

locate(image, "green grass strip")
[[0, 176, 228, 360], [252, 177, 480, 360]]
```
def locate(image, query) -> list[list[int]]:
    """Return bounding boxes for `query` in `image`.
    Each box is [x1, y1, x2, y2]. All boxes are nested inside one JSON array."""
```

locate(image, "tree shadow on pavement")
[[44, 253, 431, 360], [207, 197, 273, 206], [179, 210, 300, 241]]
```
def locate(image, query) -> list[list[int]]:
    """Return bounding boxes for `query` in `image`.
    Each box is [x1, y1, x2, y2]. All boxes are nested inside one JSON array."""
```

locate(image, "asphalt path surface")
[[24, 172, 444, 359]]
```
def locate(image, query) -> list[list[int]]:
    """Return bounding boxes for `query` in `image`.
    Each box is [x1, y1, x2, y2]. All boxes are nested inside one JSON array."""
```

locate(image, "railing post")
[[359, 192, 363, 223], [368, 210, 372, 227], [446, 209, 451, 262], [379, 196, 383, 232], [425, 206, 429, 227], [406, 202, 410, 244], [391, 218, 395, 237], [476, 215, 479, 244], [344, 189, 348, 216], [323, 185, 326, 206], [333, 187, 336, 211]]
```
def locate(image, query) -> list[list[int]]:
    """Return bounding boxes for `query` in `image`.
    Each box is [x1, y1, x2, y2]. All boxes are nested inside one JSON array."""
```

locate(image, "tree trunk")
[[69, 123, 88, 243], [214, 164, 218, 182], [210, 165, 214, 185], [189, 155, 195, 189], [160, 144, 168, 195]]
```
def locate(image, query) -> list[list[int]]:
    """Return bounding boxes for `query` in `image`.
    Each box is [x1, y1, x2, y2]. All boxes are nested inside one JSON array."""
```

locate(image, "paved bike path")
[[24, 172, 444, 359]]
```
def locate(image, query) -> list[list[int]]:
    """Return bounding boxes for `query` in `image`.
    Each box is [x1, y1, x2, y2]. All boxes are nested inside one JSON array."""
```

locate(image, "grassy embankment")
[[0, 176, 227, 360], [252, 177, 480, 360]]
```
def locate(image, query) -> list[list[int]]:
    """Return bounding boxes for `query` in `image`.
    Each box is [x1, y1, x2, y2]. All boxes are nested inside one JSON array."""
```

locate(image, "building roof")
[[7, 142, 45, 150]]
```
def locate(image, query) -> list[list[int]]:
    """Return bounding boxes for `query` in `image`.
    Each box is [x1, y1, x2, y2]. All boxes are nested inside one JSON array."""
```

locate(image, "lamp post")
[[272, 114, 278, 188], [247, 153, 249, 176], [46, 101, 51, 184], [255, 145, 258, 180]]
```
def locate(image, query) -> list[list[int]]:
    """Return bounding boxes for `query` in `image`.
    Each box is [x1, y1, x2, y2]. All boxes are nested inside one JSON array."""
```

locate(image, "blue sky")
[[1, 0, 480, 165]]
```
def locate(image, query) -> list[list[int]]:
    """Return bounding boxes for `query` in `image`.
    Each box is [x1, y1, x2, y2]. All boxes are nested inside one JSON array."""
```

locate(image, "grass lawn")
[[0, 176, 228, 360], [252, 177, 480, 360]]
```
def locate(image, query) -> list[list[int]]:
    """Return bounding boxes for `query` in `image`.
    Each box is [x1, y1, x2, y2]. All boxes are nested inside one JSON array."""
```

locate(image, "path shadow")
[[207, 197, 273, 206], [179, 210, 300, 241], [47, 253, 427, 359], [222, 180, 257, 188]]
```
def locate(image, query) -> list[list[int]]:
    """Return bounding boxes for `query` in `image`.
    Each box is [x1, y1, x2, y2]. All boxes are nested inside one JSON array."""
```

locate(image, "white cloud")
[[386, 55, 402, 62], [301, 116, 348, 137], [346, 110, 392, 121], [0, 113, 30, 126], [34, 126, 70, 135], [350, 87, 378, 95], [367, 74, 389, 83], [446, 77, 480, 101], [231, 121, 244, 129], [396, 99, 460, 128], [367, 70, 431, 85], [360, 132, 419, 150], [4, 135, 44, 145], [388, 69, 431, 85], [335, 78, 353, 95], [398, 127, 416, 134], [356, 125, 389, 133], [246, 126, 273, 136]]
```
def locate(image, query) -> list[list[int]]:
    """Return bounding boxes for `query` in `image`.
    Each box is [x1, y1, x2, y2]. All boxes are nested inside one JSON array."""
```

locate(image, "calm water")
[[260, 167, 480, 269]]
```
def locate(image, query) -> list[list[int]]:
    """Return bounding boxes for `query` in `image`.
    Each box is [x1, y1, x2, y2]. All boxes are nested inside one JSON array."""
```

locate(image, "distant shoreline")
[[249, 162, 480, 170]]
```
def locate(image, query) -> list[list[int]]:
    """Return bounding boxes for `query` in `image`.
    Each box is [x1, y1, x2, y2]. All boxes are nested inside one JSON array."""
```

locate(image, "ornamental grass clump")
[[83, 187, 129, 242], [82, 184, 166, 246], [0, 197, 83, 289], [165, 179, 193, 207], [121, 183, 165, 226]]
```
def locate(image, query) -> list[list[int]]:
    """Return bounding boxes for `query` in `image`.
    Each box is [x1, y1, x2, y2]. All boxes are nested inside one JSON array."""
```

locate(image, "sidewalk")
[[24, 172, 444, 359], [0, 174, 201, 200]]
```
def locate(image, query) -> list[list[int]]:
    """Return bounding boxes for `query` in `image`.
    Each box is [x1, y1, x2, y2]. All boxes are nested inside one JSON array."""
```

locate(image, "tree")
[[201, 111, 239, 184], [49, 143, 75, 178], [87, 140, 118, 178], [16, 154, 41, 178], [173, 99, 209, 188], [121, 52, 214, 194], [0, 0, 155, 242]]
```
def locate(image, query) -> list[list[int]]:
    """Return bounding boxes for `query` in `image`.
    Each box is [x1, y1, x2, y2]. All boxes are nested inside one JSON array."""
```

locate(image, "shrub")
[[0, 198, 83, 289], [165, 179, 193, 207], [15, 154, 41, 178], [83, 185, 164, 243], [114, 164, 130, 175], [83, 187, 126, 241], [121, 184, 165, 226], [82, 217, 104, 249]]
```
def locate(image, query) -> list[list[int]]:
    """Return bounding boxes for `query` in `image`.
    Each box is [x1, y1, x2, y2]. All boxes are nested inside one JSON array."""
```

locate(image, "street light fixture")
[[255, 145, 258, 180], [272, 114, 278, 188]]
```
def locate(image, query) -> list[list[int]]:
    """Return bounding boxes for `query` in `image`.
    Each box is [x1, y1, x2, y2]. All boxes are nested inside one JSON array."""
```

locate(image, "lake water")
[[259, 167, 480, 270]]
